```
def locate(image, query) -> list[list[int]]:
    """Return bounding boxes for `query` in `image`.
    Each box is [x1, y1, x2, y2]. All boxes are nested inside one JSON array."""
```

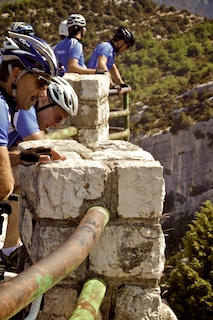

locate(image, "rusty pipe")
[[69, 278, 106, 320], [0, 206, 109, 320]]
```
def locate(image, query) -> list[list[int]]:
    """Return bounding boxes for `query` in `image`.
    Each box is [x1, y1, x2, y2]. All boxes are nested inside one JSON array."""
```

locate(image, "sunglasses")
[[36, 102, 67, 126], [31, 73, 51, 90]]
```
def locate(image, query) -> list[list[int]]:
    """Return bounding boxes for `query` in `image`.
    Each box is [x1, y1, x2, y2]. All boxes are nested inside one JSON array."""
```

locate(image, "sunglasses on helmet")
[[31, 73, 51, 90]]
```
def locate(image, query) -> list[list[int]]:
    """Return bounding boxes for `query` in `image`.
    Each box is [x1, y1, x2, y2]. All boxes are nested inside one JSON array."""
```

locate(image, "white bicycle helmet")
[[4, 32, 58, 76], [59, 20, 68, 37], [67, 14, 86, 29], [10, 21, 34, 36], [47, 77, 78, 117]]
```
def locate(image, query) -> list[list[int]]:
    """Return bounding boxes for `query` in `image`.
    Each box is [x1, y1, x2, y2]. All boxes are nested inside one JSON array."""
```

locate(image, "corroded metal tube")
[[69, 278, 106, 320], [0, 206, 109, 320]]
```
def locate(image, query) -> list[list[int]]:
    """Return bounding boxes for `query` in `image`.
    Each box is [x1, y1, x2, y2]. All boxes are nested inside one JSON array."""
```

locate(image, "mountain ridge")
[[152, 0, 213, 19]]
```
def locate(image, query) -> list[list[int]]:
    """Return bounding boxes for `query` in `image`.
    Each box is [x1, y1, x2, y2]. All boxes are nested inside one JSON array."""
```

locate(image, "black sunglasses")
[[31, 73, 50, 90]]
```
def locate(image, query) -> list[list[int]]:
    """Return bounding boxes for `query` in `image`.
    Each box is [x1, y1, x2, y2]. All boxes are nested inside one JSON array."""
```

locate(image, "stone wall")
[[17, 75, 166, 319]]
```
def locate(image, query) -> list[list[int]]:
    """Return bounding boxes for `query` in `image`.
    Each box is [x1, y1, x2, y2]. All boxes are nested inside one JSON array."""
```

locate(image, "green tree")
[[165, 201, 213, 320]]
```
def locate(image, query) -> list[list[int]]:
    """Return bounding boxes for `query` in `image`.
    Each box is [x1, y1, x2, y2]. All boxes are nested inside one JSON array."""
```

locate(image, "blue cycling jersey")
[[0, 91, 39, 150], [87, 41, 115, 70], [54, 38, 85, 70], [8, 108, 39, 150], [0, 95, 10, 147]]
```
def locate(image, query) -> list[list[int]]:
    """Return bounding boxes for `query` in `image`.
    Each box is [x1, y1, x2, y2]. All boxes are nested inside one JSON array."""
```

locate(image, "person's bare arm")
[[110, 63, 124, 86], [0, 146, 15, 200], [23, 131, 44, 141], [96, 55, 112, 84], [67, 58, 96, 74]]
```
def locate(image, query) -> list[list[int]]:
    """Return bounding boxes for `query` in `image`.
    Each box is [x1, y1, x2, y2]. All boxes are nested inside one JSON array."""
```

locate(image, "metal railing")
[[44, 88, 130, 142], [109, 87, 130, 141], [0, 206, 110, 319]]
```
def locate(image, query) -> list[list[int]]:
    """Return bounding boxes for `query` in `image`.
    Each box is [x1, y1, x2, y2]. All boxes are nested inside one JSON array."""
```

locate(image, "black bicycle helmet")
[[114, 26, 135, 47]]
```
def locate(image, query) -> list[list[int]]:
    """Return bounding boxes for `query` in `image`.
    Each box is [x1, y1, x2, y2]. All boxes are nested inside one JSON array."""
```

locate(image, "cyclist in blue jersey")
[[9, 76, 78, 161], [0, 76, 78, 274], [54, 14, 108, 76], [0, 33, 67, 272], [88, 26, 135, 93], [0, 32, 59, 201]]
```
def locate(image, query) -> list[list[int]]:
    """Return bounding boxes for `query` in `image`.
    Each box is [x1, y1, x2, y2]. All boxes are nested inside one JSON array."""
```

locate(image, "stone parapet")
[[63, 73, 110, 144], [17, 139, 165, 319]]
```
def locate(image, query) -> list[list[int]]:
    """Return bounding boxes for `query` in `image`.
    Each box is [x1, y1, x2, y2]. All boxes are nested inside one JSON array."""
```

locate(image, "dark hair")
[[0, 60, 24, 82], [68, 26, 83, 38]]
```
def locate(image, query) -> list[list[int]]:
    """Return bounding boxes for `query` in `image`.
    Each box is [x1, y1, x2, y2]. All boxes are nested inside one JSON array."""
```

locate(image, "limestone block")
[[79, 75, 110, 101], [117, 160, 165, 218], [17, 140, 106, 219], [160, 299, 178, 320], [37, 285, 78, 320], [77, 124, 109, 144], [89, 224, 165, 280], [64, 73, 110, 101], [87, 140, 155, 162], [73, 99, 110, 128], [114, 286, 161, 320]]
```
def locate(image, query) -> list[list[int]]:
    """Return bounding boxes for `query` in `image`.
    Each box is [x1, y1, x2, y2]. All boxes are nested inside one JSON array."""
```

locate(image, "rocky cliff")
[[131, 119, 213, 256], [152, 0, 213, 19]]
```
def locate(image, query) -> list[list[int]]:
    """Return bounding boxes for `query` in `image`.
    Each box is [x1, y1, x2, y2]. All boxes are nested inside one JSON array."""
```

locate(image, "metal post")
[[0, 206, 110, 320], [69, 278, 106, 320]]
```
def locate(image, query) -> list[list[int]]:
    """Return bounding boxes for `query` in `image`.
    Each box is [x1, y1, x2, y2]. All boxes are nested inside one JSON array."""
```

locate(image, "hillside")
[[0, 0, 212, 137], [152, 0, 213, 19]]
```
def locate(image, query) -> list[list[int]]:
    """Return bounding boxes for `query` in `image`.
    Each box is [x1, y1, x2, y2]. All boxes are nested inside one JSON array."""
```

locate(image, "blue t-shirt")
[[8, 107, 39, 150], [54, 37, 85, 70], [88, 41, 115, 70]]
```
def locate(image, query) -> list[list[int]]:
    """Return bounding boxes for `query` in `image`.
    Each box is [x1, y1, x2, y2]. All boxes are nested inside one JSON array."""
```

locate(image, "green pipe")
[[69, 278, 106, 320], [0, 206, 109, 319], [45, 126, 78, 139]]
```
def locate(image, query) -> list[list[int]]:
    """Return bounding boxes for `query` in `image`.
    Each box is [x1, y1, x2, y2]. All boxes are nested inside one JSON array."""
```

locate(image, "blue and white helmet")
[[10, 21, 35, 36], [2, 32, 58, 76]]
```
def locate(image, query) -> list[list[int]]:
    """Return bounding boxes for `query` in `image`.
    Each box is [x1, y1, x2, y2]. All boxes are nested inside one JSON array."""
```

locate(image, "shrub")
[[164, 201, 213, 320]]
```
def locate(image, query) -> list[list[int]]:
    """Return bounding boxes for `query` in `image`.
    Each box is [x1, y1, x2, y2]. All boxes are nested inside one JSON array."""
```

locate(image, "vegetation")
[[0, 0, 212, 135], [162, 200, 213, 320]]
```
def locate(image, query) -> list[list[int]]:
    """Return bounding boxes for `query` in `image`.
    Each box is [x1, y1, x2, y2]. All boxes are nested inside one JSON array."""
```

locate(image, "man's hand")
[[111, 83, 131, 95], [20, 147, 66, 166]]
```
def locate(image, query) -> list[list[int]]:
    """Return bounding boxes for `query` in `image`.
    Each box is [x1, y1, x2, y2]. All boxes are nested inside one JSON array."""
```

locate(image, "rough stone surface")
[[90, 224, 165, 279], [114, 286, 161, 320], [132, 119, 213, 254], [37, 286, 78, 320], [160, 300, 178, 320], [17, 139, 165, 319], [63, 74, 110, 144], [17, 72, 165, 319]]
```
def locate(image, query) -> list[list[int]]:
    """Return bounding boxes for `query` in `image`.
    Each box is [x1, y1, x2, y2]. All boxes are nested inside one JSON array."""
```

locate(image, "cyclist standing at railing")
[[54, 14, 109, 76], [88, 26, 135, 94]]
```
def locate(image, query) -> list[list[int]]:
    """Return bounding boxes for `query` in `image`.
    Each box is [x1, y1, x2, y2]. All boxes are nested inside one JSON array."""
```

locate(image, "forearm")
[[0, 147, 15, 200], [110, 64, 124, 86], [67, 63, 96, 75]]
